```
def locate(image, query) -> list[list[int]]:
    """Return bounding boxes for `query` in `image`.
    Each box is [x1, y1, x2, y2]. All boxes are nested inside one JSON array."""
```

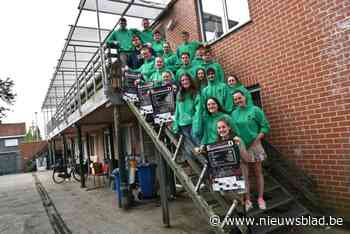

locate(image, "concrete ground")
[[0, 171, 212, 234], [0, 171, 349, 234]]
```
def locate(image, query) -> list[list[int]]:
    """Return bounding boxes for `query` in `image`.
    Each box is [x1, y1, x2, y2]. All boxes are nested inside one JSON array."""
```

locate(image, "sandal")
[[258, 197, 266, 210]]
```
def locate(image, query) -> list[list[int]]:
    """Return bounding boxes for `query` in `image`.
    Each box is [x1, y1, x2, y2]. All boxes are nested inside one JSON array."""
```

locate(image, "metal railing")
[[46, 45, 119, 135]]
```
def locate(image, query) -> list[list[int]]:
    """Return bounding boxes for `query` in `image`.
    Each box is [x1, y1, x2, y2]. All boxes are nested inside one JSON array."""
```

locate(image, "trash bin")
[[112, 169, 122, 205], [137, 163, 157, 198]]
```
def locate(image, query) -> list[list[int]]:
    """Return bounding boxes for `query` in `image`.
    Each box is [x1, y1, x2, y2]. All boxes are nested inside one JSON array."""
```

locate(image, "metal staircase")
[[125, 100, 311, 234]]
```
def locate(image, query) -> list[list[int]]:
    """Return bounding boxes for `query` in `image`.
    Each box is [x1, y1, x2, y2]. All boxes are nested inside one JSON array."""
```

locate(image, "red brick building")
[[155, 0, 350, 215], [19, 141, 48, 172]]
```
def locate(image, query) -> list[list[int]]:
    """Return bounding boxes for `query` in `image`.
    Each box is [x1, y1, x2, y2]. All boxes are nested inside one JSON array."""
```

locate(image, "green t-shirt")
[[202, 60, 225, 83], [131, 28, 154, 44], [131, 57, 155, 83], [106, 29, 133, 53], [231, 105, 270, 147], [172, 93, 202, 134], [175, 64, 196, 83], [201, 112, 234, 145], [149, 68, 166, 87], [163, 52, 180, 72], [176, 40, 201, 61], [228, 83, 253, 112], [201, 78, 233, 113], [152, 40, 165, 56]]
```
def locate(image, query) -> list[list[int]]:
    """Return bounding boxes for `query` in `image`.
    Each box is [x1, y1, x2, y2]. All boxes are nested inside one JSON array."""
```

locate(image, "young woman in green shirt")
[[226, 75, 253, 112], [200, 97, 233, 145], [172, 73, 201, 145], [231, 90, 270, 210], [215, 117, 252, 211]]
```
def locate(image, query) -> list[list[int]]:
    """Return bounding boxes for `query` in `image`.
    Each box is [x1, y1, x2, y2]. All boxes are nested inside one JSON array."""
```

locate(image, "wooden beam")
[[113, 105, 130, 209], [158, 151, 170, 227], [76, 124, 86, 188]]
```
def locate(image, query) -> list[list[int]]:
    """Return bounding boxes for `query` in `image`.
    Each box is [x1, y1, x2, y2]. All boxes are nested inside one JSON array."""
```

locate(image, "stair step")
[[265, 184, 280, 194], [250, 201, 309, 234], [247, 188, 294, 217]]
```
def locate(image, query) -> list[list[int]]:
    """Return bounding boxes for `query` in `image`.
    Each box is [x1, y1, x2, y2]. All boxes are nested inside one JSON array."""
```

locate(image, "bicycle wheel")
[[72, 168, 81, 182], [52, 169, 65, 184]]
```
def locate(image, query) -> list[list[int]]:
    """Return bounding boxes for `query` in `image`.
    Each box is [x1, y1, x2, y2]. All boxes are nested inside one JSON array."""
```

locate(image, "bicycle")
[[52, 162, 82, 184]]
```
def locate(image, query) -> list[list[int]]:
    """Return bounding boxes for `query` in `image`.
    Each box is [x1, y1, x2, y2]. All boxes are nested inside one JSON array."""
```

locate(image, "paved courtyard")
[[0, 171, 349, 234], [0, 171, 211, 234]]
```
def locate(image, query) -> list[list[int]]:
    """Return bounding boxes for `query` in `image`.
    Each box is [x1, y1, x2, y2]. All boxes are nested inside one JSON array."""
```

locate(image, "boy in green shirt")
[[151, 30, 165, 56], [106, 17, 133, 65], [175, 52, 196, 83], [162, 42, 180, 73], [176, 31, 201, 61], [202, 47, 225, 83], [201, 67, 233, 113], [132, 47, 155, 85], [131, 18, 154, 45]]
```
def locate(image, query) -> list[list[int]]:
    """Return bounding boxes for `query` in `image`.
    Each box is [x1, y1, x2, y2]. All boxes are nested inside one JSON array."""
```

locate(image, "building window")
[[4, 139, 18, 147], [198, 0, 251, 42], [247, 84, 262, 108]]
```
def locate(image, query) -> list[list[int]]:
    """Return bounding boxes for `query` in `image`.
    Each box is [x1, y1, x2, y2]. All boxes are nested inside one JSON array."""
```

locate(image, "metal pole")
[[76, 124, 86, 188], [138, 123, 146, 163], [73, 46, 82, 112], [61, 71, 68, 121], [113, 105, 129, 209], [91, 64, 96, 94], [54, 86, 59, 111], [43, 111, 47, 140], [158, 151, 170, 227], [95, 0, 109, 92], [49, 98, 54, 132]]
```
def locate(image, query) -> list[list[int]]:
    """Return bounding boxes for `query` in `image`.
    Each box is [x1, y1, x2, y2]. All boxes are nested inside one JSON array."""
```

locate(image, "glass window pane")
[[225, 0, 251, 30], [4, 139, 18, 147], [200, 0, 225, 42]]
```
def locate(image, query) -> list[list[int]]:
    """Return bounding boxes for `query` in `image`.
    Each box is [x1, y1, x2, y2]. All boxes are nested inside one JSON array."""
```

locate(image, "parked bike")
[[52, 162, 82, 184]]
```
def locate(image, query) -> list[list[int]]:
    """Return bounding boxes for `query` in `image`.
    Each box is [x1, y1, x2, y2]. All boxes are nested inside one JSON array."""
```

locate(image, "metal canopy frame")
[[42, 0, 170, 111], [41, 0, 171, 139]]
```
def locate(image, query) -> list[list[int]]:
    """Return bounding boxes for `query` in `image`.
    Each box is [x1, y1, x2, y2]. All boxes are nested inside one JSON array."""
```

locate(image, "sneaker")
[[258, 197, 266, 210], [245, 200, 253, 212]]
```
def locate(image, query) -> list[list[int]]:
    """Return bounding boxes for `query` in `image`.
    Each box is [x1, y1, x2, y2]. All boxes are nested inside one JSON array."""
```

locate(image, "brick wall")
[[19, 141, 47, 172], [159, 0, 350, 214], [156, 0, 202, 51], [0, 122, 26, 137]]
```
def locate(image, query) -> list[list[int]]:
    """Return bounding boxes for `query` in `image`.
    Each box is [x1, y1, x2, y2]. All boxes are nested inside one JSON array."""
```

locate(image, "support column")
[[52, 138, 57, 165], [158, 151, 170, 227], [62, 134, 68, 168], [76, 124, 86, 188], [85, 132, 91, 176], [113, 105, 129, 209], [108, 126, 117, 169], [138, 123, 146, 163], [48, 140, 53, 168]]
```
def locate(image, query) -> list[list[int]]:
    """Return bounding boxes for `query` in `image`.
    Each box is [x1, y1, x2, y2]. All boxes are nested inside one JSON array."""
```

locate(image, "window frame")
[[197, 0, 252, 44]]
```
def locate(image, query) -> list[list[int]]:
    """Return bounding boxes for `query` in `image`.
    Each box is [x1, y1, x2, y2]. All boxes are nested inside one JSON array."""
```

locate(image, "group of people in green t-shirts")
[[107, 18, 271, 212]]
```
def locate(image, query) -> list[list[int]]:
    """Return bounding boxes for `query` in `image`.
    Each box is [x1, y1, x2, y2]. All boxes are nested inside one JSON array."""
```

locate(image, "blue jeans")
[[179, 125, 200, 146]]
